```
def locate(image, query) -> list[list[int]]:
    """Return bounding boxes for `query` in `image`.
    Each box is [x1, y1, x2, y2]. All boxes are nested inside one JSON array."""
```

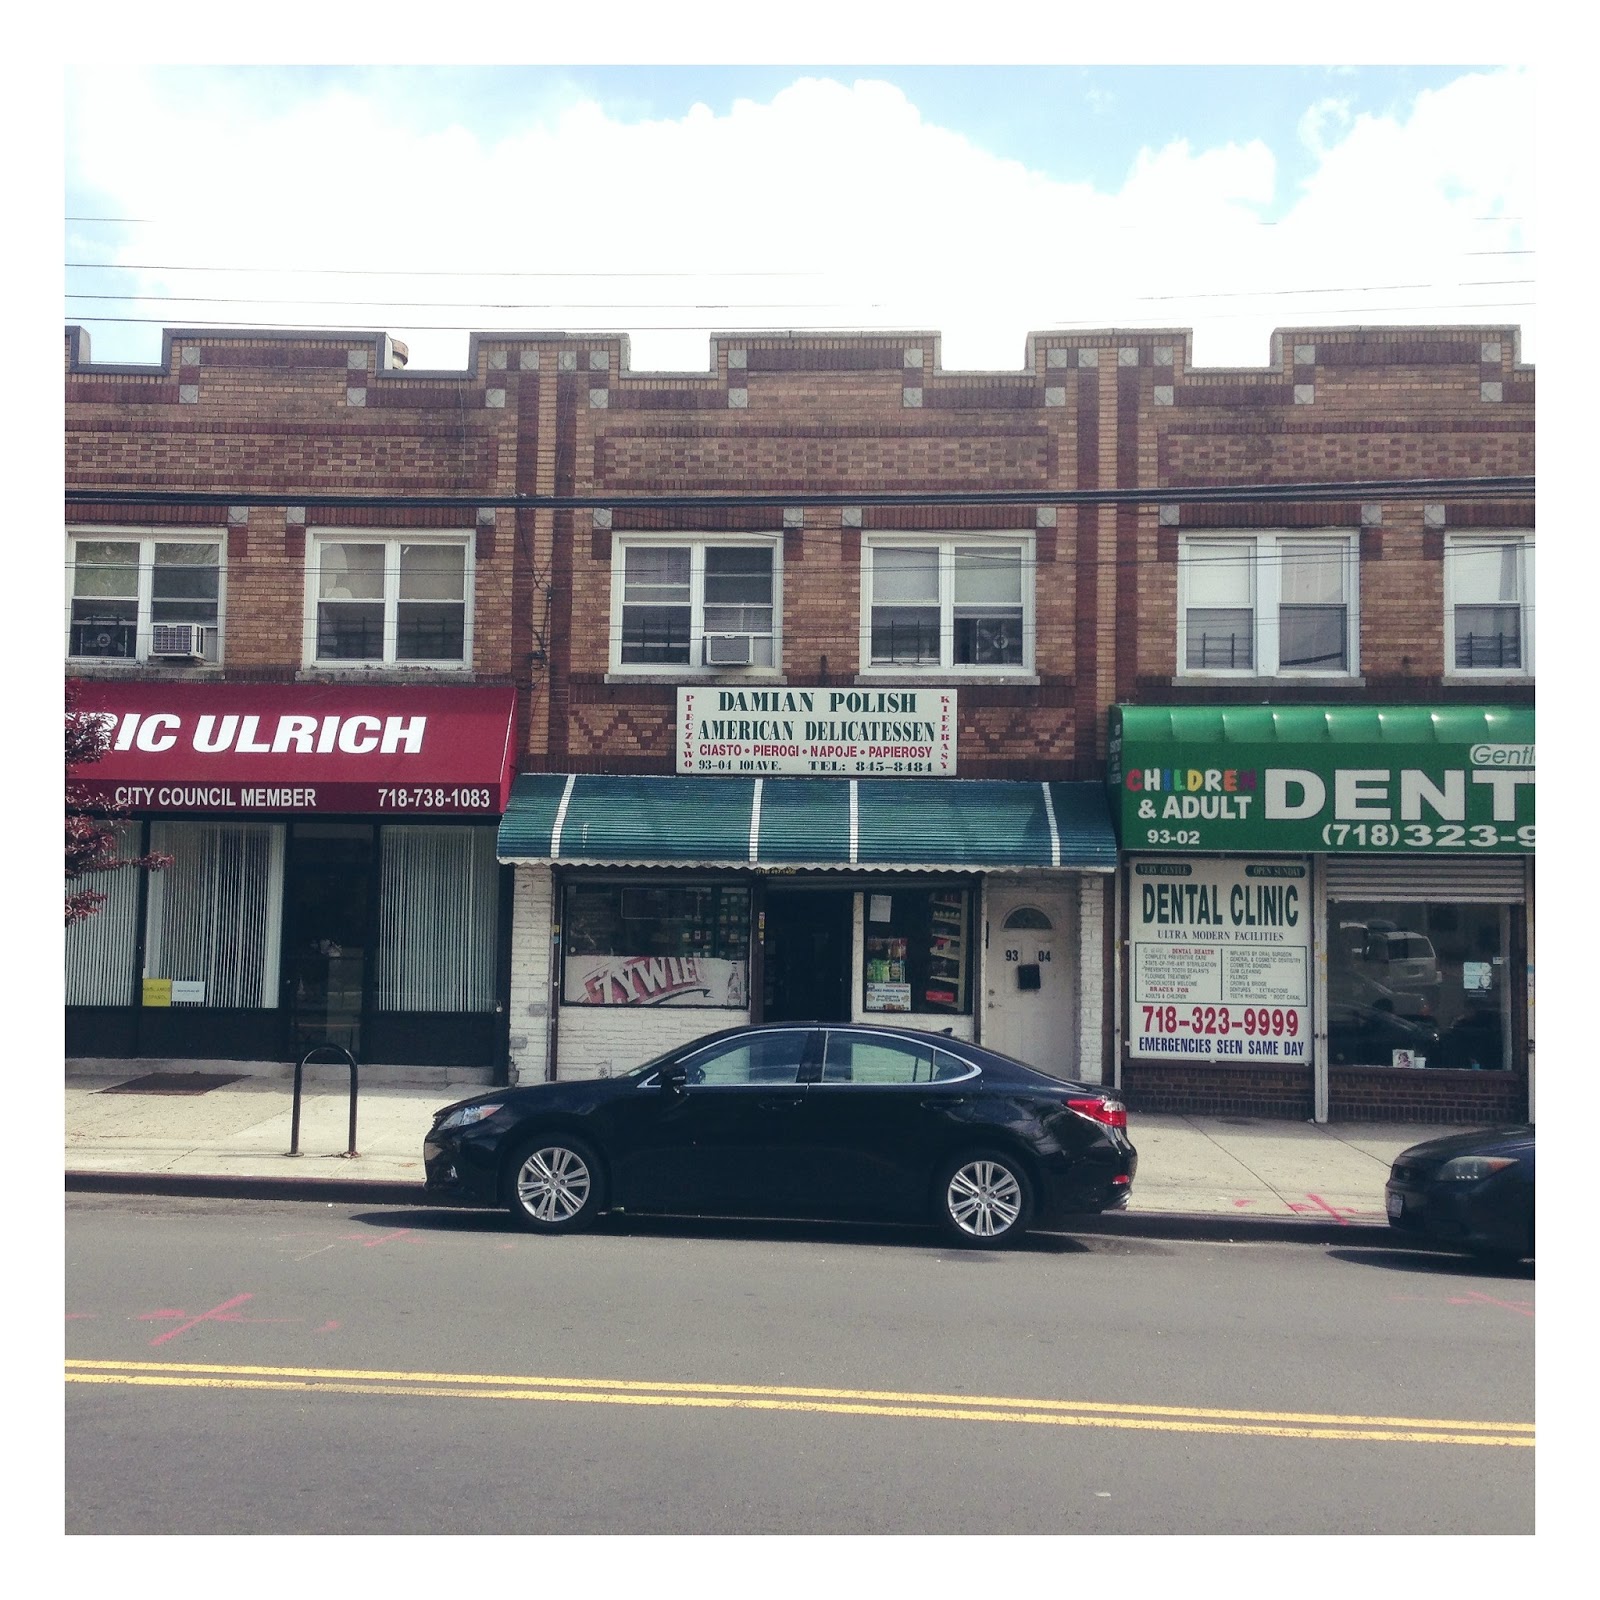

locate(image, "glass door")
[[282, 822, 375, 1057]]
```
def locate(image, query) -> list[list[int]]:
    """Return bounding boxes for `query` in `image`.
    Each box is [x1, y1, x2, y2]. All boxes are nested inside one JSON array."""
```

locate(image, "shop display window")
[[562, 883, 750, 1007], [863, 887, 972, 1015], [1326, 899, 1511, 1070]]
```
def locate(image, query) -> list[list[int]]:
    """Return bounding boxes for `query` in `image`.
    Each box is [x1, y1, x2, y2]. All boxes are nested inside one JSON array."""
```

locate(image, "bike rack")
[[288, 1044, 360, 1158]]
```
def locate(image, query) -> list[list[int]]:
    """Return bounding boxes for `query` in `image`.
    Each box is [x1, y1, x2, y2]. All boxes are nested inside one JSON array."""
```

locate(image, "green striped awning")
[[497, 775, 1116, 872]]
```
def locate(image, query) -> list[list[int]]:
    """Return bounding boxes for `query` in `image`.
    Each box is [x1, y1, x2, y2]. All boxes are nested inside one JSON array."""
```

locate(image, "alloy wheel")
[[946, 1158, 1024, 1239], [516, 1145, 593, 1223]]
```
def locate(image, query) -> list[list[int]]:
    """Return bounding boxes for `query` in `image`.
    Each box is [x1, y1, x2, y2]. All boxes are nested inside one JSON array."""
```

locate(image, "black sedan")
[[1385, 1124, 1535, 1260], [425, 1022, 1137, 1247]]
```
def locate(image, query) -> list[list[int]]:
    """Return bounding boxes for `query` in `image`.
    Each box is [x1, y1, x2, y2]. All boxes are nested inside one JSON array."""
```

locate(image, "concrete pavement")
[[64, 1061, 1465, 1244]]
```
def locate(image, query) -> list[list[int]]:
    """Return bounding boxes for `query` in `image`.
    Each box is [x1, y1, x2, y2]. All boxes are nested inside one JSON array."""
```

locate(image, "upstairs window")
[[1447, 534, 1534, 674], [309, 532, 472, 666], [613, 538, 778, 670], [1179, 533, 1356, 677], [863, 538, 1031, 672], [67, 532, 223, 663]]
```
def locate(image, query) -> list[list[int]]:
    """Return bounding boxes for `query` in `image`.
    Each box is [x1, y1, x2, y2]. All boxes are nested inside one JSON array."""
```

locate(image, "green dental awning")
[[1109, 703, 1534, 855], [497, 775, 1117, 872]]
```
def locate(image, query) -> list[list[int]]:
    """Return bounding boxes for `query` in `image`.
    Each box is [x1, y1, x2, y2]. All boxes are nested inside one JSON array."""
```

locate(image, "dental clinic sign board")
[[1129, 857, 1311, 1062], [1109, 704, 1533, 854]]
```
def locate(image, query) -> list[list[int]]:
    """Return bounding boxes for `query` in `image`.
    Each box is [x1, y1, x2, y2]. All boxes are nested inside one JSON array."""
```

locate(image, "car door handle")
[[922, 1097, 967, 1109], [756, 1096, 805, 1110]]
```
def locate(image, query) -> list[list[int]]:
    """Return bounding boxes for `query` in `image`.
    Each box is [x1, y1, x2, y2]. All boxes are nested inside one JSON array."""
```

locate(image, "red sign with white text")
[[69, 681, 517, 816]]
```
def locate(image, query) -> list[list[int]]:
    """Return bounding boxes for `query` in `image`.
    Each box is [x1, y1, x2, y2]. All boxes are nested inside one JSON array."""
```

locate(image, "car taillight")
[[1065, 1096, 1127, 1130]]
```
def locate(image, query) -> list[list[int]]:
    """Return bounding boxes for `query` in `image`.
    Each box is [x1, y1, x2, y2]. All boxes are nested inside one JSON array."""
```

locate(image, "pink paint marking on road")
[[1231, 1198, 1259, 1208], [1290, 1193, 1354, 1223], [342, 1228, 422, 1248], [314, 1320, 341, 1332], [142, 1292, 254, 1346], [1452, 1289, 1534, 1317]]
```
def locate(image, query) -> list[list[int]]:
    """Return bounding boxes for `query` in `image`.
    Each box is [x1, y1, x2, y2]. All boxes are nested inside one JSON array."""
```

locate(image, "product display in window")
[[563, 883, 751, 1007], [862, 889, 971, 1014]]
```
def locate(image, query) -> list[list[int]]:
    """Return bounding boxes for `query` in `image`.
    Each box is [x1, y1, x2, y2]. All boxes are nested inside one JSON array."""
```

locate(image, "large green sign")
[[1109, 705, 1534, 855]]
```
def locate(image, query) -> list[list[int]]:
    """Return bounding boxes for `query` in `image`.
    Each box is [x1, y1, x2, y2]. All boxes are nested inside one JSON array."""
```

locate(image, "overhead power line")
[[63, 476, 1534, 514]]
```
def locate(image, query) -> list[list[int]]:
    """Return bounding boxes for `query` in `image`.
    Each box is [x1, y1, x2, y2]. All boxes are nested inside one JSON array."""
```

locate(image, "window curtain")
[[65, 824, 141, 1006], [376, 825, 499, 1012], [146, 823, 285, 1008]]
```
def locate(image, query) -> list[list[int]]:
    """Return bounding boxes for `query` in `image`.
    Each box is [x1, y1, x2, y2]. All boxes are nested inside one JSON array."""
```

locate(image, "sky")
[[62, 56, 1535, 375]]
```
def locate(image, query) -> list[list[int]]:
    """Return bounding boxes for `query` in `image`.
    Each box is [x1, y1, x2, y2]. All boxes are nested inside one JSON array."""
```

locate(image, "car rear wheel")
[[506, 1134, 603, 1233], [936, 1149, 1033, 1248]]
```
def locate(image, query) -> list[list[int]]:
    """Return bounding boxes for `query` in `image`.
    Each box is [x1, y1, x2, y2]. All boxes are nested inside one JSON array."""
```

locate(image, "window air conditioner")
[[704, 633, 757, 666], [150, 623, 208, 660], [73, 620, 136, 658]]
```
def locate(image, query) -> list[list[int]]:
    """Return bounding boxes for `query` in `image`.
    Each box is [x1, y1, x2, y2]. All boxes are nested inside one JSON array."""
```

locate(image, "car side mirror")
[[659, 1062, 689, 1094]]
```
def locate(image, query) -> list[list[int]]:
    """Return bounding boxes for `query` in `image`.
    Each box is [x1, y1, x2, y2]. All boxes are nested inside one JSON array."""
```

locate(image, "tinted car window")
[[682, 1030, 810, 1086], [822, 1032, 972, 1084]]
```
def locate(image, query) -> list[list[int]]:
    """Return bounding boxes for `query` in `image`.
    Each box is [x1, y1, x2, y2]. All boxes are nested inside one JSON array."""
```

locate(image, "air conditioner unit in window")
[[73, 619, 136, 658], [704, 633, 768, 667], [149, 623, 209, 660]]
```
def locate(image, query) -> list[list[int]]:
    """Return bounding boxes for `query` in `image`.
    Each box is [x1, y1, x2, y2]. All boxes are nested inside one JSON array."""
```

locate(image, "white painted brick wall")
[[557, 1004, 749, 1080], [1078, 875, 1106, 1084], [506, 864, 553, 1085]]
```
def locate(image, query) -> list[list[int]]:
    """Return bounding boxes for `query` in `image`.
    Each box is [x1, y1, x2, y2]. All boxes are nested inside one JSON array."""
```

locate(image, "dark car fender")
[[492, 1111, 615, 1208]]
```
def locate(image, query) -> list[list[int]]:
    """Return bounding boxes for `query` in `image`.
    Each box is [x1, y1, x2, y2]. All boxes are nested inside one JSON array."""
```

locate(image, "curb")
[[65, 1169, 1435, 1248]]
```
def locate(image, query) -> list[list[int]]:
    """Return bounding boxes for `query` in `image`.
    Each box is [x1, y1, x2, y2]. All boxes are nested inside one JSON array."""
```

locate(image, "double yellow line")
[[66, 1359, 1532, 1447]]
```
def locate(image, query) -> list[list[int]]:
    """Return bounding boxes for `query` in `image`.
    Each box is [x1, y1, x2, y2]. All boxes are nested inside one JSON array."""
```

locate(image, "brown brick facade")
[[65, 322, 1533, 1119]]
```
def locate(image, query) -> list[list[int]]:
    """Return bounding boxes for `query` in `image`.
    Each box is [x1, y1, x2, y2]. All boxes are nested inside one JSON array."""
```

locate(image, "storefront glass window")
[[146, 822, 285, 1008], [377, 825, 499, 1012], [562, 883, 750, 1007], [1326, 900, 1511, 1070], [862, 887, 972, 1015], [65, 824, 141, 1006]]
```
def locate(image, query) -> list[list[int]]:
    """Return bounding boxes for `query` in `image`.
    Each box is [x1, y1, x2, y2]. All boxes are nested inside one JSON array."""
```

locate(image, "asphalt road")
[[65, 1193, 1534, 1536]]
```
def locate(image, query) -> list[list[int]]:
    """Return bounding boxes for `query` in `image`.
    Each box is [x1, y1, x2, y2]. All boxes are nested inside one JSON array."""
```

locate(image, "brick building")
[[64, 321, 1533, 1123]]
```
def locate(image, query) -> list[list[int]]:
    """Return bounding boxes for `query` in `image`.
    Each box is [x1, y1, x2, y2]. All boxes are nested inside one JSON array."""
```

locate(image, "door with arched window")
[[983, 884, 1080, 1076]]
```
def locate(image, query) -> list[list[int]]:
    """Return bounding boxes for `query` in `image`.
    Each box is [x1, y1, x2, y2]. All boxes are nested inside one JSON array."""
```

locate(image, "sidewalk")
[[64, 1064, 1453, 1243]]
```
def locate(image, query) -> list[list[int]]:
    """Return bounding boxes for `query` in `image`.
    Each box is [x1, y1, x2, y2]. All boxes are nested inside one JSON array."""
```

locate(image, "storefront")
[[495, 769, 1118, 1086], [1108, 705, 1534, 1123], [66, 681, 518, 1072]]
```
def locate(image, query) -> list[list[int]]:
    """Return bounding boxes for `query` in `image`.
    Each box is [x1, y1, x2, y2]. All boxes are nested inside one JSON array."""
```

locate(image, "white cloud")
[[65, 67, 1534, 376]]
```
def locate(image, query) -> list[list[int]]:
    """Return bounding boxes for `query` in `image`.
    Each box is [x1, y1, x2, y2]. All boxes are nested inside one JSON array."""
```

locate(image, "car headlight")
[[1437, 1154, 1517, 1181], [434, 1103, 503, 1132]]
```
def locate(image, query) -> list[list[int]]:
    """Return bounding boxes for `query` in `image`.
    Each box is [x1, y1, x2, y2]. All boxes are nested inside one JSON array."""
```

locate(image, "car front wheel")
[[506, 1134, 603, 1233], [936, 1149, 1033, 1247]]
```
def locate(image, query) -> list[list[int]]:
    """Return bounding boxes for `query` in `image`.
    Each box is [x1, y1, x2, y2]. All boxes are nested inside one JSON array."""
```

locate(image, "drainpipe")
[[1311, 854, 1329, 1123]]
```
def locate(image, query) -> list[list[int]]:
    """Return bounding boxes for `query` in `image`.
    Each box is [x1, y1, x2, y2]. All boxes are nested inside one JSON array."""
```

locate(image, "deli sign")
[[1109, 704, 1534, 854], [68, 681, 517, 815]]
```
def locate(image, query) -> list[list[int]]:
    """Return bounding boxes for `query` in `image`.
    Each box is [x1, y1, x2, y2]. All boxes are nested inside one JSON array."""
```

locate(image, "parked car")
[[1327, 999, 1442, 1066], [424, 1022, 1137, 1248], [1334, 920, 1442, 1004], [1384, 1125, 1534, 1259]]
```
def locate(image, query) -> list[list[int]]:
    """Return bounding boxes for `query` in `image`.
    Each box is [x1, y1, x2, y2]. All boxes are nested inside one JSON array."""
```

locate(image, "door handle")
[[756, 1096, 805, 1110], [922, 1097, 967, 1109]]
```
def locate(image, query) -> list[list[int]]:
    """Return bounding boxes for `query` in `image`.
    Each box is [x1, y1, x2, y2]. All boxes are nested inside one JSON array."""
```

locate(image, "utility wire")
[[63, 477, 1533, 513]]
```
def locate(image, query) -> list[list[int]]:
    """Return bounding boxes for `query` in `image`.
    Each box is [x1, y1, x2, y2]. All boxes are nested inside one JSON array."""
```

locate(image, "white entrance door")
[[984, 884, 1079, 1077]]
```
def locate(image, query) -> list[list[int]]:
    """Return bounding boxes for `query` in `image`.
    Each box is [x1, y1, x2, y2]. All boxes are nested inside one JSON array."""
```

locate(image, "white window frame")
[[1445, 532, 1534, 678], [1178, 531, 1359, 679], [859, 534, 1035, 676], [608, 533, 782, 675], [304, 529, 476, 670], [65, 526, 226, 665]]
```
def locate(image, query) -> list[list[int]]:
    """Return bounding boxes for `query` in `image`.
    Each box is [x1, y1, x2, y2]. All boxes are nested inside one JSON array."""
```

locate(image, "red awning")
[[69, 681, 518, 816]]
